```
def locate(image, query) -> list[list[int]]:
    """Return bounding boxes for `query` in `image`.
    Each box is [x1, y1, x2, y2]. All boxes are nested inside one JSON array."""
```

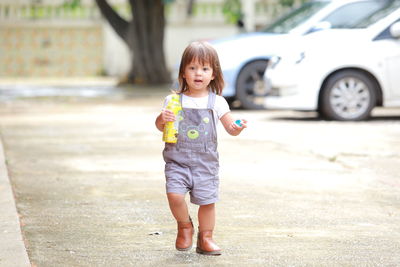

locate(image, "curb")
[[0, 77, 118, 87], [0, 138, 31, 266]]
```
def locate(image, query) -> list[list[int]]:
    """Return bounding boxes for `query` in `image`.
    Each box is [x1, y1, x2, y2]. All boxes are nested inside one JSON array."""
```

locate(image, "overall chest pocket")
[[178, 109, 215, 144]]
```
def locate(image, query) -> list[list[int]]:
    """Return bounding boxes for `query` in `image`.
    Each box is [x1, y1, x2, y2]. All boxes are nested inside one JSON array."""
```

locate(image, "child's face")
[[183, 59, 214, 95]]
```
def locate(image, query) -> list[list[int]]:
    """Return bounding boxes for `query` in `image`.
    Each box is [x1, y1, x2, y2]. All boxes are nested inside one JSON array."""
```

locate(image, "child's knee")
[[167, 193, 186, 206], [199, 203, 215, 209]]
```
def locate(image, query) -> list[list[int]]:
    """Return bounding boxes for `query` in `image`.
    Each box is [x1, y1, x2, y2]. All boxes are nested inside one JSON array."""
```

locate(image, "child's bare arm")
[[155, 109, 176, 132], [220, 112, 247, 136]]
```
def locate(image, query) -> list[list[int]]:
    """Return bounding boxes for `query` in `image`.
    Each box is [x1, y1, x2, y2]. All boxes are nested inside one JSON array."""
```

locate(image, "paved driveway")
[[1, 87, 400, 266]]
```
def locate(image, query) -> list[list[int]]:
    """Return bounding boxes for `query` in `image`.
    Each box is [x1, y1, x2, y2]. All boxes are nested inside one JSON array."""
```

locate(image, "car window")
[[374, 18, 400, 40], [356, 0, 400, 28], [321, 1, 390, 29], [261, 2, 329, 34]]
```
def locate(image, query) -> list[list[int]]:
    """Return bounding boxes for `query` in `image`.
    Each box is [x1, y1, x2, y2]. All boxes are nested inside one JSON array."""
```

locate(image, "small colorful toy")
[[235, 119, 243, 127]]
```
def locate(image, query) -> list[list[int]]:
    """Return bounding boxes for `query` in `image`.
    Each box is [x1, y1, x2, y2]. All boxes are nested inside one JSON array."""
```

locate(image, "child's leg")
[[196, 203, 221, 255], [198, 203, 215, 231], [167, 193, 190, 222], [167, 193, 194, 251]]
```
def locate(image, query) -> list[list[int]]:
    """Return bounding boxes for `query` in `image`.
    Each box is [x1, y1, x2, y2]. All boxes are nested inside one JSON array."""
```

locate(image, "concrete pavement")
[[0, 77, 119, 267], [0, 86, 400, 266]]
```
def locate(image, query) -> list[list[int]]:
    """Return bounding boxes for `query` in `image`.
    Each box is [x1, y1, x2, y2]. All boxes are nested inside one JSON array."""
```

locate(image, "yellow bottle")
[[162, 94, 182, 143]]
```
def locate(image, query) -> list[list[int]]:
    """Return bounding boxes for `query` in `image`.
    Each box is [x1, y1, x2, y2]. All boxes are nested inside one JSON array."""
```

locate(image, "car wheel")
[[320, 70, 376, 121], [236, 60, 268, 109]]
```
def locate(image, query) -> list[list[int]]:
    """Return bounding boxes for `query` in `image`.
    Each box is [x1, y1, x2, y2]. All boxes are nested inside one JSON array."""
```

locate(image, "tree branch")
[[95, 0, 129, 42]]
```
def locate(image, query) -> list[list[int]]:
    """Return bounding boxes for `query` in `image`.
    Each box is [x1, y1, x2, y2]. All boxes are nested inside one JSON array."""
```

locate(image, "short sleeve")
[[214, 95, 230, 119], [162, 95, 172, 109]]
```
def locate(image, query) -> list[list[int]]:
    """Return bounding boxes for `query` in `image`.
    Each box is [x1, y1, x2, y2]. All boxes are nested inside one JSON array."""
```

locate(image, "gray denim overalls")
[[163, 92, 220, 205]]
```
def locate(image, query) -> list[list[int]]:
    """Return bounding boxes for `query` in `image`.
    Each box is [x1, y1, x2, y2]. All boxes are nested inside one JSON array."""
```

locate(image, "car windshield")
[[355, 0, 400, 28], [261, 2, 329, 34], [319, 1, 391, 29]]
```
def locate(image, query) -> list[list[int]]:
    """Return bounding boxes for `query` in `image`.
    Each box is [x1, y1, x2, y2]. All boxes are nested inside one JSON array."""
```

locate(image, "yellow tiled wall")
[[0, 25, 103, 77]]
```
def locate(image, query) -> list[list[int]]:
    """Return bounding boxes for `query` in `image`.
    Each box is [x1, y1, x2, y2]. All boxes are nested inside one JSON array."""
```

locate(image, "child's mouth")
[[194, 79, 202, 83]]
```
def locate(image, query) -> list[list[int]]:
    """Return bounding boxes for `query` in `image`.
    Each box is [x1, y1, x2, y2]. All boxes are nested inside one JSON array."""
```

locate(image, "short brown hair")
[[177, 41, 224, 95]]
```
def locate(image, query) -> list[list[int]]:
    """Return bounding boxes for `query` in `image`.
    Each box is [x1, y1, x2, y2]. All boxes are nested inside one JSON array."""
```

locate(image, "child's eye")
[[203, 67, 209, 71]]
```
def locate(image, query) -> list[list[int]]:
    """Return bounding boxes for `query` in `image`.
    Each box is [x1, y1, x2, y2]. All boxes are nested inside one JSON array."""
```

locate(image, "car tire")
[[235, 60, 268, 109], [320, 70, 376, 121]]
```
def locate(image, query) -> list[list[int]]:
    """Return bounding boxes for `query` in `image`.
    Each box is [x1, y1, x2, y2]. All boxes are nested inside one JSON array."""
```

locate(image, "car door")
[[380, 21, 400, 99], [385, 42, 400, 98]]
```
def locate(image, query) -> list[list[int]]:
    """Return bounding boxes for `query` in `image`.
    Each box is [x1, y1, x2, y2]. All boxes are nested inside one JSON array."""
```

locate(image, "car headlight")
[[269, 51, 305, 68], [294, 52, 305, 64], [268, 56, 281, 69]]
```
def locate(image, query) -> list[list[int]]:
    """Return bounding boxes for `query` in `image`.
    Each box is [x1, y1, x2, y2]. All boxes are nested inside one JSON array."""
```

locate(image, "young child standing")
[[155, 41, 247, 255]]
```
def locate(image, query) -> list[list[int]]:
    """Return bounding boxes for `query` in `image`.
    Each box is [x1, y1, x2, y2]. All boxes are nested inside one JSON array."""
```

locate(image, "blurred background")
[[2, 2, 400, 265], [0, 0, 300, 83]]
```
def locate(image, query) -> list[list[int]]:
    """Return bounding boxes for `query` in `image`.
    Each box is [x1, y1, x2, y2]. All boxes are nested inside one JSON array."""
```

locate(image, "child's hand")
[[220, 113, 247, 136], [161, 109, 176, 124], [232, 119, 247, 131]]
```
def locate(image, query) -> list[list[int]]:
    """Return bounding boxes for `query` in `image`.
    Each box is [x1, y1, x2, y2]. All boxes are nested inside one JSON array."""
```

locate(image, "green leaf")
[[222, 0, 242, 24], [62, 0, 81, 10]]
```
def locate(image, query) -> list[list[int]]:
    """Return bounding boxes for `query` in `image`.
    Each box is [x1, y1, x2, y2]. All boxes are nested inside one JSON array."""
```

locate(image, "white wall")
[[102, 23, 131, 77], [164, 23, 238, 70], [102, 22, 238, 79]]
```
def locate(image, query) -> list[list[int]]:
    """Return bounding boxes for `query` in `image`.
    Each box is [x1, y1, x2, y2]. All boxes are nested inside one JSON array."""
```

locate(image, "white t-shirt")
[[163, 94, 230, 123]]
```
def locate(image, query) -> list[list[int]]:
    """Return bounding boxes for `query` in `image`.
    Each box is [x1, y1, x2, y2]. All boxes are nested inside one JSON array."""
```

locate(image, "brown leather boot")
[[175, 217, 194, 251], [196, 230, 222, 255]]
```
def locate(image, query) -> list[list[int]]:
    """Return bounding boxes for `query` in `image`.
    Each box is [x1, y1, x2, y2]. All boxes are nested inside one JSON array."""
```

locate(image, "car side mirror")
[[390, 21, 400, 39], [308, 21, 332, 34]]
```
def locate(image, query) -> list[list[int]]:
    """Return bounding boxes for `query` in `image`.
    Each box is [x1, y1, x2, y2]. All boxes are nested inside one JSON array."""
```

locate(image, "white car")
[[212, 0, 392, 109], [264, 2, 400, 120]]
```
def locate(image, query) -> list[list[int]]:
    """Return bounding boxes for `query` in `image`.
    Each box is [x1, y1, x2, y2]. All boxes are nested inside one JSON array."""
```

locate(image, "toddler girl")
[[155, 41, 247, 255]]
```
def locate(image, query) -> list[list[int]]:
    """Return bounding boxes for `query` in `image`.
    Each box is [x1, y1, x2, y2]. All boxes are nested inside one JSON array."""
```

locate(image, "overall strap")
[[207, 92, 218, 150], [179, 93, 183, 106], [207, 92, 216, 109]]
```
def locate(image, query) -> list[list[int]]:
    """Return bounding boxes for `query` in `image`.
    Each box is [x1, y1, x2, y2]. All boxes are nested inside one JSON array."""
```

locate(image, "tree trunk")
[[95, 0, 171, 85]]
